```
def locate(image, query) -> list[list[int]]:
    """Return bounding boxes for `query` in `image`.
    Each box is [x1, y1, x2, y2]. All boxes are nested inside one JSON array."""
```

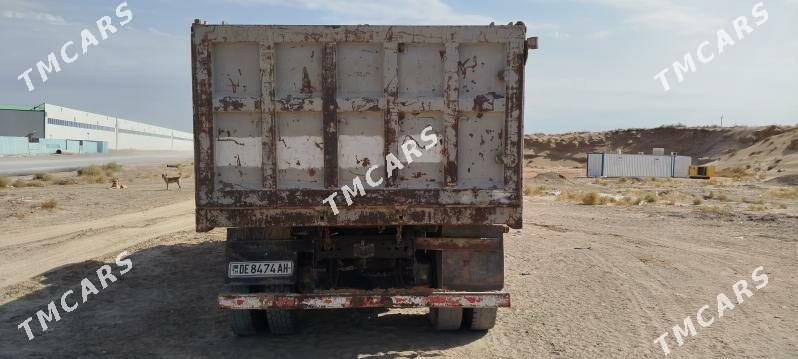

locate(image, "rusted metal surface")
[[191, 24, 530, 231], [438, 249, 504, 291], [322, 42, 338, 189], [415, 237, 502, 251], [197, 206, 521, 232], [218, 291, 510, 310]]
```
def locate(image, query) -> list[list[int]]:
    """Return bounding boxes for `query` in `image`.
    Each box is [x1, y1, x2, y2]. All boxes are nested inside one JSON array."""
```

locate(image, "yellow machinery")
[[689, 166, 715, 179]]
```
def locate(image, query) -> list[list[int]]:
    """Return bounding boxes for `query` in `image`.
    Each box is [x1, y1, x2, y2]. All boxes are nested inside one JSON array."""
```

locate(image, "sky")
[[1, 0, 796, 134]]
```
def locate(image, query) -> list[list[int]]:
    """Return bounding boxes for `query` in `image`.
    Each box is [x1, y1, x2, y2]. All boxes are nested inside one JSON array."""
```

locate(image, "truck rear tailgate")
[[191, 24, 529, 231]]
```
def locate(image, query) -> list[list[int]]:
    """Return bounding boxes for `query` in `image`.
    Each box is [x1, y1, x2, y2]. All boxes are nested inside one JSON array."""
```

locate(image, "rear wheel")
[[266, 310, 298, 335], [227, 286, 266, 336], [429, 308, 463, 331], [464, 308, 497, 330]]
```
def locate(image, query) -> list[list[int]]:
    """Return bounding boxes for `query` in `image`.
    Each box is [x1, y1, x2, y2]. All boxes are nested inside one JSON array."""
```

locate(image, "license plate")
[[228, 261, 293, 278]]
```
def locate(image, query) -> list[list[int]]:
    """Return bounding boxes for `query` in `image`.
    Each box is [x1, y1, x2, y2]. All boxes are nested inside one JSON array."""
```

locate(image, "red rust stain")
[[235, 299, 245, 306], [308, 168, 317, 177]]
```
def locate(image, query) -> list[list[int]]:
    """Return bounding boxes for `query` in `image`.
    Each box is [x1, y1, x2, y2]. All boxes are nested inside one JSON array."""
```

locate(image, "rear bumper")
[[218, 291, 510, 310]]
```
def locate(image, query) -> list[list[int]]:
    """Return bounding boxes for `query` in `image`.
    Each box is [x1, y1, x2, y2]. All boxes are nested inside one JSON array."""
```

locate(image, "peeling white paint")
[[215, 137, 262, 167], [277, 135, 324, 169], [339, 135, 385, 168]]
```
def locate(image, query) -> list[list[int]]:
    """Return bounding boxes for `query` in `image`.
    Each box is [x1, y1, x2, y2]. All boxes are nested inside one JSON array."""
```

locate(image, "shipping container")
[[586, 153, 693, 178], [192, 21, 536, 335]]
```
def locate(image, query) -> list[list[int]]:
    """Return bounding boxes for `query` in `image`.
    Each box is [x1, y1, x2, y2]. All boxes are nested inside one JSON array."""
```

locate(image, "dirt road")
[[0, 151, 192, 176], [0, 200, 194, 288], [1, 196, 795, 358]]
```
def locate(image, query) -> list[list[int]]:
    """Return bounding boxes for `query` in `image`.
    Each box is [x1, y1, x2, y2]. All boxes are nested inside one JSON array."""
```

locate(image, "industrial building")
[[0, 103, 193, 155], [586, 151, 693, 178]]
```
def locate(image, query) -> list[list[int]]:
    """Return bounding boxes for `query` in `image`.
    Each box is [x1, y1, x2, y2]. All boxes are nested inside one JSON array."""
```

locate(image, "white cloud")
[[582, 0, 723, 33], [590, 30, 611, 40], [0, 0, 66, 25], [226, 0, 496, 25]]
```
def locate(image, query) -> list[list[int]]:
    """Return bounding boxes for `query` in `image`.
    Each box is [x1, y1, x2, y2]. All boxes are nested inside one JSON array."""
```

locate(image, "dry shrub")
[[581, 192, 599, 205], [620, 196, 643, 206], [557, 191, 582, 202], [593, 179, 608, 186], [523, 185, 547, 197], [33, 173, 53, 181], [644, 193, 658, 203], [749, 205, 766, 212], [700, 206, 729, 214], [41, 199, 57, 210], [523, 186, 533, 196], [716, 166, 749, 179], [618, 177, 628, 184], [581, 192, 616, 205], [693, 198, 703, 205], [0, 176, 9, 188], [777, 203, 788, 209], [716, 193, 729, 201], [743, 197, 765, 205], [53, 177, 79, 185], [83, 175, 108, 184], [78, 165, 103, 176], [103, 162, 122, 172], [12, 179, 45, 188], [768, 187, 798, 200]]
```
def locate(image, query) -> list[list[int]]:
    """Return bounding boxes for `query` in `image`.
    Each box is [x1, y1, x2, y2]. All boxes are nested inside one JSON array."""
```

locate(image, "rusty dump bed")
[[192, 23, 531, 231]]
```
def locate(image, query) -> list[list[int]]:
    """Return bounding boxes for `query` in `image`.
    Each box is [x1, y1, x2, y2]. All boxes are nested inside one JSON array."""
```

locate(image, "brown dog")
[[110, 178, 128, 189], [162, 173, 182, 190]]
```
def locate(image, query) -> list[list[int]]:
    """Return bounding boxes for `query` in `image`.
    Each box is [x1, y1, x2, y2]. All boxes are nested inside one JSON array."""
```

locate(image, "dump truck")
[[191, 20, 536, 335]]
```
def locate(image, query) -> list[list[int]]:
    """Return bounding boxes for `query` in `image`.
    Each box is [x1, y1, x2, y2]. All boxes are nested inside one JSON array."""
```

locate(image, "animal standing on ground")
[[162, 173, 182, 190]]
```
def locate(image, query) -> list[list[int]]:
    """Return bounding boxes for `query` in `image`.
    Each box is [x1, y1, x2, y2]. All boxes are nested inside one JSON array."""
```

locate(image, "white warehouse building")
[[0, 103, 192, 153]]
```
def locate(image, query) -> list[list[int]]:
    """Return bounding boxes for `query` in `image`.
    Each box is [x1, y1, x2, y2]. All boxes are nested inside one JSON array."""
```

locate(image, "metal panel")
[[397, 111, 444, 188], [0, 109, 44, 138], [587, 153, 697, 178], [587, 153, 603, 177], [219, 291, 511, 310], [458, 112, 504, 188], [276, 112, 324, 189], [597, 154, 676, 178], [192, 24, 529, 231], [214, 112, 263, 190], [673, 156, 692, 178], [338, 111, 385, 186]]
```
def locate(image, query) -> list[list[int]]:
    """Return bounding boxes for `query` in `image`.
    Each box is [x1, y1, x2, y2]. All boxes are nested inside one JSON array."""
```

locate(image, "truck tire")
[[429, 308, 463, 331], [266, 310, 297, 335], [465, 308, 497, 330], [227, 286, 266, 336]]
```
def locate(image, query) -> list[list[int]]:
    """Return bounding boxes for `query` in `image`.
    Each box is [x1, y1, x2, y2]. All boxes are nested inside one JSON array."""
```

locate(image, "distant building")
[[587, 152, 692, 178], [0, 103, 192, 155]]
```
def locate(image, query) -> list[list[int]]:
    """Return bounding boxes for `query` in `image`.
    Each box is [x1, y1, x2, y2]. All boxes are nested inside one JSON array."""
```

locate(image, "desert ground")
[[0, 126, 796, 358]]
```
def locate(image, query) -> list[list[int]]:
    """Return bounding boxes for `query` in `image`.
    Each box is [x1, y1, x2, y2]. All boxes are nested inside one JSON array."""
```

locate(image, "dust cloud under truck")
[[191, 21, 536, 335]]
